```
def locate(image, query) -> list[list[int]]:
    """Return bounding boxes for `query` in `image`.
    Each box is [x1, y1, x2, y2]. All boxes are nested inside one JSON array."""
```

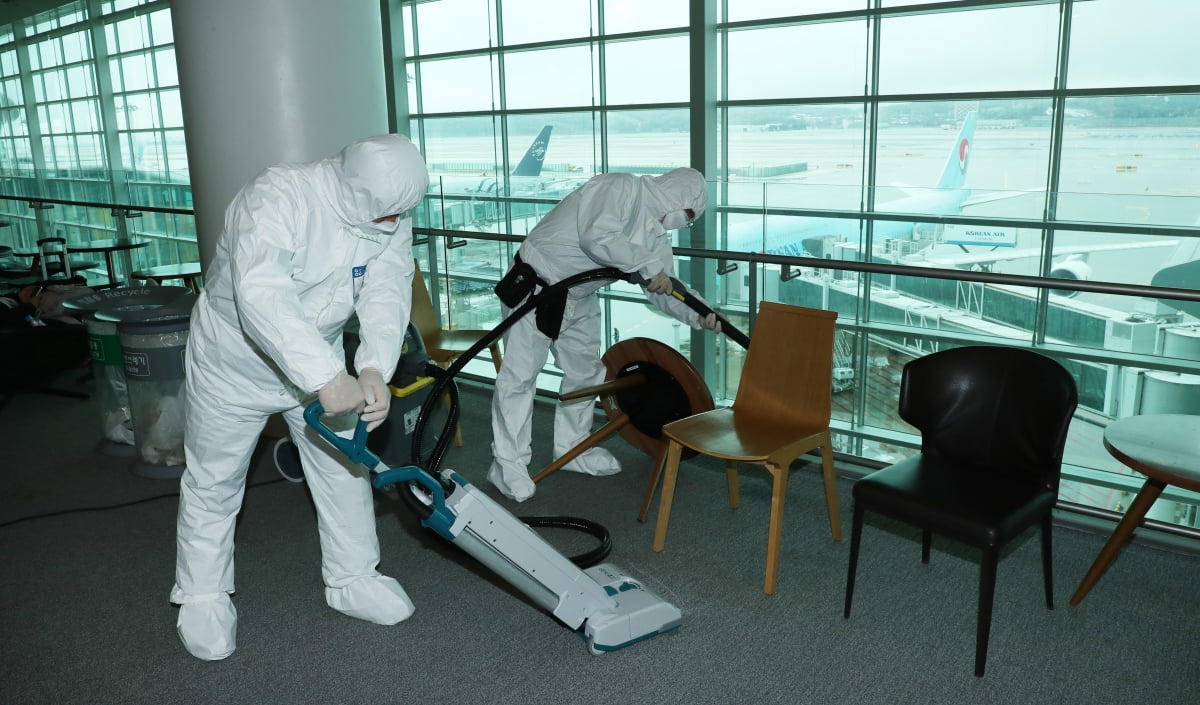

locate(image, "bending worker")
[[171, 135, 429, 660], [489, 167, 722, 502]]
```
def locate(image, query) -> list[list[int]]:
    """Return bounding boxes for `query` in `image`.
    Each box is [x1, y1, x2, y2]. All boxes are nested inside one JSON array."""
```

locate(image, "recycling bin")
[[62, 286, 191, 457], [101, 290, 196, 479]]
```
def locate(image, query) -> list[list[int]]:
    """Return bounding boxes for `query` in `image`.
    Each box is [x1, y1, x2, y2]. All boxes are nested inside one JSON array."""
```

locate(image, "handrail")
[[0, 193, 193, 216]]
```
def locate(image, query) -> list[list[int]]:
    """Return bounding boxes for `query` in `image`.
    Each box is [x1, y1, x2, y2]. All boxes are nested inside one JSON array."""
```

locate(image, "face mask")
[[660, 209, 692, 231]]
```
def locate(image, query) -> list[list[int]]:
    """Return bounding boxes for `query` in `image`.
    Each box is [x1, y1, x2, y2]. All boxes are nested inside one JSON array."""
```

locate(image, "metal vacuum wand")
[[632, 273, 751, 349]]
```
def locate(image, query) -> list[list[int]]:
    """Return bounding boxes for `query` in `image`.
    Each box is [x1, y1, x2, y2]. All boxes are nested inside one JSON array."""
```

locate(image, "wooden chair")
[[411, 263, 502, 446], [842, 345, 1078, 677], [651, 301, 842, 595]]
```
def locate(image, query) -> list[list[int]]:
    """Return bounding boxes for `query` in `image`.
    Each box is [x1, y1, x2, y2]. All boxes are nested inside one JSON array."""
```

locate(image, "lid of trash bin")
[[63, 285, 192, 314], [103, 291, 198, 332]]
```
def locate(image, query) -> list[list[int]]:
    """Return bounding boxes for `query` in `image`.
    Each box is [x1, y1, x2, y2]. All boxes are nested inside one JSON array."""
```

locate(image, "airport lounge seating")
[[649, 301, 843, 595], [842, 345, 1078, 677]]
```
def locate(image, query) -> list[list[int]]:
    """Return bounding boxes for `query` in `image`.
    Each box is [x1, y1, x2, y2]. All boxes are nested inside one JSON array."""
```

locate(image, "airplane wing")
[[960, 187, 1045, 208], [914, 240, 1180, 268]]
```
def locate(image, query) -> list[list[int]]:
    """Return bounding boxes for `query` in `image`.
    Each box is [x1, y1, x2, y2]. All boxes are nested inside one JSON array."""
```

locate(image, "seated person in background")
[[0, 284, 87, 327]]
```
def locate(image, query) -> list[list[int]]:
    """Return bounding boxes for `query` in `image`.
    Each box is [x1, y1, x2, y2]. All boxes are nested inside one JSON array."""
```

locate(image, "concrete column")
[[170, 0, 390, 268]]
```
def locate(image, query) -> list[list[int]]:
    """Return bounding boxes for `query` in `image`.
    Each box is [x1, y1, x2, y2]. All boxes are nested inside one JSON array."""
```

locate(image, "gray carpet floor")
[[1, 375, 1198, 704]]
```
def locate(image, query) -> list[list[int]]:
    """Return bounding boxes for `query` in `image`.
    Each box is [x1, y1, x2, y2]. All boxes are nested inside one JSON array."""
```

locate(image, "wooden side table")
[[1069, 413, 1200, 605]]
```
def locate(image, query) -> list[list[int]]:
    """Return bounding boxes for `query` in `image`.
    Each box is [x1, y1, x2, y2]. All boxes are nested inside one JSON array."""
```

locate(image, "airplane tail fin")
[[934, 111, 976, 191], [511, 125, 552, 177]]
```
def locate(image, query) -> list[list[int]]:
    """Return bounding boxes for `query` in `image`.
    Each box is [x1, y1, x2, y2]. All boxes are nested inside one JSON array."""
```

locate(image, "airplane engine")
[[1049, 255, 1092, 297]]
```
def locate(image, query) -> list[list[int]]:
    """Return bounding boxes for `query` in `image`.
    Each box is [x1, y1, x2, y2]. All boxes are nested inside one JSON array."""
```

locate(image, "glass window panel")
[[67, 65, 97, 97], [43, 102, 69, 133], [1, 77, 23, 104], [120, 54, 151, 92], [412, 0, 494, 55], [123, 92, 155, 129], [1057, 95, 1200, 225], [878, 5, 1058, 94], [36, 38, 63, 69], [414, 56, 495, 113], [504, 46, 593, 110], [103, 0, 148, 14], [154, 47, 177, 86], [0, 107, 28, 137], [604, 0, 687, 34], [159, 88, 183, 128], [163, 128, 187, 172], [605, 109, 689, 173], [507, 110, 597, 183], [149, 8, 173, 45], [726, 21, 867, 100], [130, 132, 165, 173], [0, 50, 18, 77], [725, 103, 866, 205], [1069, 0, 1200, 88], [113, 16, 149, 53], [604, 36, 688, 105], [70, 98, 99, 132], [77, 132, 105, 168], [108, 57, 124, 92], [420, 115, 502, 198], [47, 134, 71, 168], [873, 102, 1049, 219], [501, 0, 592, 46], [34, 72, 59, 102], [725, 0, 866, 23], [113, 95, 130, 130], [61, 31, 91, 63]]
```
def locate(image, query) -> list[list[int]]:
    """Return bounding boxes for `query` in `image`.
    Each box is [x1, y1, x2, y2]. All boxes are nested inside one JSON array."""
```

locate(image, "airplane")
[[725, 111, 983, 259], [722, 111, 1168, 291], [429, 125, 556, 196]]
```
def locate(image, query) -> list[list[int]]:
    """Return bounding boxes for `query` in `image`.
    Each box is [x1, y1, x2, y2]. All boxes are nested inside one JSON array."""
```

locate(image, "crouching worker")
[[488, 167, 722, 503], [171, 135, 429, 660]]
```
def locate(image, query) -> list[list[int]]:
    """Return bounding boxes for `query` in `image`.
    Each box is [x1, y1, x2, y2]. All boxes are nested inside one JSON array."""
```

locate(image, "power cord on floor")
[[0, 476, 290, 529]]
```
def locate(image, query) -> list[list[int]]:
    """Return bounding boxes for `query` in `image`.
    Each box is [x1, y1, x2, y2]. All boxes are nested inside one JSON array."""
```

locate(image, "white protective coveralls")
[[488, 167, 711, 502], [172, 135, 429, 660]]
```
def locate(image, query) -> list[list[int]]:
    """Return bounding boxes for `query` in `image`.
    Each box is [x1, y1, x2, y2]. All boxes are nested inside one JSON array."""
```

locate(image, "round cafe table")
[[67, 237, 149, 289], [1069, 413, 1200, 605]]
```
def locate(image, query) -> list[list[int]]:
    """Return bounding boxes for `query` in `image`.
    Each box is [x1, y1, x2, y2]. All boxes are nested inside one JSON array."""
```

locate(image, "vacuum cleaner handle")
[[303, 401, 379, 467], [302, 401, 448, 506], [632, 273, 751, 349]]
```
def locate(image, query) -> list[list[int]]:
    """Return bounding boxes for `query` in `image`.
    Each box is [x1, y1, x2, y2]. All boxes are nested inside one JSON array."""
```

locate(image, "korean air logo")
[[958, 138, 970, 172]]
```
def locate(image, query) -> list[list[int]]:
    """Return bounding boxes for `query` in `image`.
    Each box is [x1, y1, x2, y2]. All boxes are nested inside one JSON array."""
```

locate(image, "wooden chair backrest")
[[409, 263, 445, 351], [731, 301, 838, 428]]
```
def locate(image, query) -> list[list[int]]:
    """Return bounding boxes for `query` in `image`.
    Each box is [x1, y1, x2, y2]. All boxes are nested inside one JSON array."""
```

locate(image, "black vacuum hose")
[[398, 266, 635, 567]]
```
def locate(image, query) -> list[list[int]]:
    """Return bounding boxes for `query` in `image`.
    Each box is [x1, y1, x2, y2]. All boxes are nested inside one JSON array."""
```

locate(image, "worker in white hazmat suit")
[[171, 134, 429, 661], [488, 167, 722, 502]]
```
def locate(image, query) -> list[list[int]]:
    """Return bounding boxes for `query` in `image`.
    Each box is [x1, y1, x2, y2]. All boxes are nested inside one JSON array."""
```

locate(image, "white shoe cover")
[[563, 447, 622, 477], [176, 594, 236, 661], [326, 575, 415, 626], [487, 462, 536, 502]]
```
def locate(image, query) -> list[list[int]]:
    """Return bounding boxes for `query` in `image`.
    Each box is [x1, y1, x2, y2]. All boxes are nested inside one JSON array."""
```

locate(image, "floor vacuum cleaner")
[[303, 267, 741, 654]]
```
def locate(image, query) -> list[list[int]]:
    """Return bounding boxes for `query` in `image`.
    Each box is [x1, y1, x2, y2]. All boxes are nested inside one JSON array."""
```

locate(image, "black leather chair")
[[842, 345, 1078, 677]]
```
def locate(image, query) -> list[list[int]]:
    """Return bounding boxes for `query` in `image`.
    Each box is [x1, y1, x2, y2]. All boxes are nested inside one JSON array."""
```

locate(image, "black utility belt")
[[494, 254, 568, 340]]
